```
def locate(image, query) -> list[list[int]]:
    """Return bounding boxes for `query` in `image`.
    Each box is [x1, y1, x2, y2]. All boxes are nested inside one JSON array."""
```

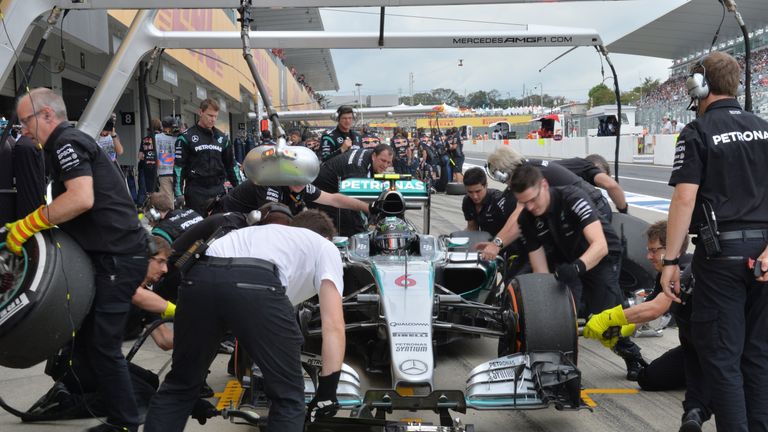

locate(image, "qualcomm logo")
[[399, 359, 428, 376]]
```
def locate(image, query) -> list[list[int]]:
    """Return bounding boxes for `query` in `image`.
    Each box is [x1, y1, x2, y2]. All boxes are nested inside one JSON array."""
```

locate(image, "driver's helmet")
[[374, 217, 415, 254]]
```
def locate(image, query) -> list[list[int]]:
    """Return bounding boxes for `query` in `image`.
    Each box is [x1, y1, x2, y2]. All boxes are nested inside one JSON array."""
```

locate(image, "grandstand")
[[607, 0, 768, 131]]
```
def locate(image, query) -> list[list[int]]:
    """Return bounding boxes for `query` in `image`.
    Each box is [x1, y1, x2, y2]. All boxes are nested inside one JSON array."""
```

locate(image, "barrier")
[[464, 134, 678, 166]]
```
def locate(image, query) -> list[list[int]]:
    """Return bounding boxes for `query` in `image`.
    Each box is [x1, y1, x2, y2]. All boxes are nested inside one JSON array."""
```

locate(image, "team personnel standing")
[[390, 132, 411, 174], [144, 210, 346, 432], [137, 118, 161, 205], [510, 165, 646, 380], [0, 121, 46, 225], [313, 144, 394, 236], [584, 221, 710, 431], [174, 99, 240, 214], [320, 105, 361, 161], [9, 88, 149, 432], [154, 116, 178, 206], [661, 51, 768, 432]]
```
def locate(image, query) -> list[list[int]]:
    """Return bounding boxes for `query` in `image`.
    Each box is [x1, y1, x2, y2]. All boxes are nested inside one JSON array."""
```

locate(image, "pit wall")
[[464, 134, 679, 166]]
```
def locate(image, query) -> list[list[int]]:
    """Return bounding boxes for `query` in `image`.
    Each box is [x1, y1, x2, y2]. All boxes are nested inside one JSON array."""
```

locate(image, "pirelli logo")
[[452, 36, 574, 45]]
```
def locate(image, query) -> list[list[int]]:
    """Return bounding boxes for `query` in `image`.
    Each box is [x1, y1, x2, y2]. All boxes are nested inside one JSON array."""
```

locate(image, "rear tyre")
[[512, 273, 578, 364], [0, 229, 94, 368], [445, 182, 466, 195]]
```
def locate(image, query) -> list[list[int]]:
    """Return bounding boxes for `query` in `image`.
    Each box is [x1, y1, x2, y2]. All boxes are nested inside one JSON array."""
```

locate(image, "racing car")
[[226, 175, 584, 431]]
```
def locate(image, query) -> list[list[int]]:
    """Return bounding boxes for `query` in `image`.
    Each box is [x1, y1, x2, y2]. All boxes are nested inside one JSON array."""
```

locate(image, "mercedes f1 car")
[[226, 175, 585, 431]]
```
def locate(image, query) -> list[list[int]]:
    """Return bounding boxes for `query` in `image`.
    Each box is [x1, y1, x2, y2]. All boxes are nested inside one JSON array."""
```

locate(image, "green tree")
[[588, 83, 616, 107], [430, 88, 462, 106]]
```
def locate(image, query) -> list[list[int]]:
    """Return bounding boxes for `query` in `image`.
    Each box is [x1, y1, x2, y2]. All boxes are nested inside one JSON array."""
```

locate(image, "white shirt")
[[206, 224, 344, 305]]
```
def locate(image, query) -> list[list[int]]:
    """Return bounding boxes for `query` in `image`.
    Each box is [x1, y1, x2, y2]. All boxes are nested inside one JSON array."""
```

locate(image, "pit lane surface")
[[0, 190, 714, 431]]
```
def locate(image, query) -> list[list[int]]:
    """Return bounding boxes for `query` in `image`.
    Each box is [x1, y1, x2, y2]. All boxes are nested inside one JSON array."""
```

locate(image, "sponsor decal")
[[0, 293, 30, 326], [389, 322, 429, 328], [489, 368, 516, 381], [399, 359, 428, 375], [451, 36, 574, 45], [395, 342, 428, 353], [191, 135, 199, 143], [392, 332, 429, 338], [193, 144, 223, 152]]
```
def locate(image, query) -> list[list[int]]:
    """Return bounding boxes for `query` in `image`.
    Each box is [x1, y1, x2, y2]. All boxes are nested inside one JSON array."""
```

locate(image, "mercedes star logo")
[[399, 359, 428, 376]]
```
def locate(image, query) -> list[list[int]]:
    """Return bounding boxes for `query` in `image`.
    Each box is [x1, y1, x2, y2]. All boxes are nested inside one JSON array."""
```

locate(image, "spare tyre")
[[445, 182, 466, 195], [0, 229, 94, 368], [610, 213, 656, 298], [512, 273, 578, 364]]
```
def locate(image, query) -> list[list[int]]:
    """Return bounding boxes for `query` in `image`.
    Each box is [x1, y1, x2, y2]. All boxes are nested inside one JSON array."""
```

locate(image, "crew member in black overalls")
[[8, 88, 149, 432], [510, 164, 647, 380], [555, 154, 628, 216], [312, 144, 393, 237], [174, 98, 240, 215], [661, 51, 768, 432], [0, 120, 46, 225], [144, 192, 203, 245], [319, 105, 361, 162]]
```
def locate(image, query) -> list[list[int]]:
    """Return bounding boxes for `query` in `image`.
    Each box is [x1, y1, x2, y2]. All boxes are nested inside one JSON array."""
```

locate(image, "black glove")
[[368, 201, 381, 216], [618, 206, 629, 214], [306, 370, 340, 422], [554, 259, 586, 285]]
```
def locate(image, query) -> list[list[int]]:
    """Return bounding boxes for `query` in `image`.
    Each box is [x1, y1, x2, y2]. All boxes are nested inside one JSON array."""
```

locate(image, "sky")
[[318, 0, 677, 104]]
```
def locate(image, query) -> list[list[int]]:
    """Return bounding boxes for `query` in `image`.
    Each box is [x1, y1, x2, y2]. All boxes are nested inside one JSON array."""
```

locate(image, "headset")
[[484, 162, 510, 184], [686, 56, 710, 111], [250, 202, 294, 225], [334, 105, 358, 122], [142, 197, 162, 223]]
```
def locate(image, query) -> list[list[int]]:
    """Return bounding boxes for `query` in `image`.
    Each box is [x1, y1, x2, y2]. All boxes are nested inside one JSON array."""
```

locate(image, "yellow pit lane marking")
[[215, 379, 243, 410], [580, 388, 639, 408]]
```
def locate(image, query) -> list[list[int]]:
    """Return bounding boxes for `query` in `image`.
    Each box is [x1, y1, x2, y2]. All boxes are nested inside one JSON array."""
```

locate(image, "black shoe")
[[614, 338, 648, 381], [22, 382, 84, 422], [679, 408, 704, 432], [200, 381, 214, 399], [623, 356, 648, 381]]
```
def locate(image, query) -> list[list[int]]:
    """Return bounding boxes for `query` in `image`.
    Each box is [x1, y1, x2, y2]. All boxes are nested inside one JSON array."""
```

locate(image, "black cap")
[[103, 119, 114, 132], [162, 116, 177, 129]]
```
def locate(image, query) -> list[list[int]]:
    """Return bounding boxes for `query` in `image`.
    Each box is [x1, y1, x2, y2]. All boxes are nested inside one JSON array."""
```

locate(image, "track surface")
[[0, 174, 714, 431]]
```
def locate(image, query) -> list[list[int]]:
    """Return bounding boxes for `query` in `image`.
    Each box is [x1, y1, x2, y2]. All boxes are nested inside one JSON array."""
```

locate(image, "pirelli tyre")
[[610, 213, 656, 298], [0, 229, 94, 369], [499, 273, 578, 363], [444, 182, 466, 196]]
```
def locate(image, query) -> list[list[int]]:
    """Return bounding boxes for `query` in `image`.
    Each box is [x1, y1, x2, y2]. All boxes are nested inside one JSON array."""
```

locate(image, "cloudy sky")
[[318, 0, 679, 104]]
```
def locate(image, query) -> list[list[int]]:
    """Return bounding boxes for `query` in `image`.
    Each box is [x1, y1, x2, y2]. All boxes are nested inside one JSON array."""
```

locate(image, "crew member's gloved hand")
[[4, 205, 55, 255], [618, 206, 629, 214], [583, 305, 635, 348], [554, 259, 586, 285], [307, 370, 340, 422], [161, 301, 176, 319], [368, 201, 380, 216]]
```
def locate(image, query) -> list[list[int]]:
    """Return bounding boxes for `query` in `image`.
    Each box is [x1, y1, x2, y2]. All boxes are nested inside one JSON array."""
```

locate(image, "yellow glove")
[[161, 301, 176, 319], [583, 305, 633, 348], [4, 206, 54, 255]]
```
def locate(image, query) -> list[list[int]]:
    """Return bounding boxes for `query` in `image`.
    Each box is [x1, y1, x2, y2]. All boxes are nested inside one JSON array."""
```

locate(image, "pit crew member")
[[174, 98, 240, 215], [556, 153, 628, 214], [313, 144, 394, 236], [320, 105, 361, 161], [144, 210, 346, 432], [584, 220, 710, 431], [510, 164, 646, 380], [144, 192, 204, 244], [11, 88, 150, 432], [662, 51, 768, 432]]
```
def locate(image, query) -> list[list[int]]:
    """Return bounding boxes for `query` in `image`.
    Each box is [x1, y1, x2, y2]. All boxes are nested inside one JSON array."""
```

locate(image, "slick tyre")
[[0, 229, 94, 368], [445, 182, 466, 195], [512, 273, 578, 364], [611, 213, 656, 298]]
